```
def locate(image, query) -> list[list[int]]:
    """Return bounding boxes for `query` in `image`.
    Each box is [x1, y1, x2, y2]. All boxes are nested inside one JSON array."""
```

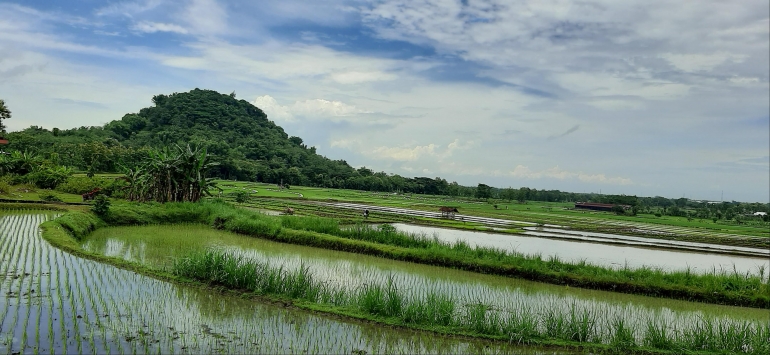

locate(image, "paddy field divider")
[[6, 200, 767, 355]]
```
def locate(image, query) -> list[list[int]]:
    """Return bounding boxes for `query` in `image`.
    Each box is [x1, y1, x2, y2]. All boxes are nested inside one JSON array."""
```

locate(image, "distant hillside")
[[7, 89, 457, 193]]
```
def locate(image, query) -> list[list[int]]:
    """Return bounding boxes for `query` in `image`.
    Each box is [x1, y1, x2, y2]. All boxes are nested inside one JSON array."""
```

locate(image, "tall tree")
[[0, 99, 10, 134]]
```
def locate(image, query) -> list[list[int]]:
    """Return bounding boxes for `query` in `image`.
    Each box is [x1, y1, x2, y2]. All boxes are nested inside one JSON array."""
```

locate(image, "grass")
[[213, 180, 769, 238], [171, 249, 770, 355], [0, 184, 85, 204], [44, 201, 770, 308], [2, 213, 515, 355]]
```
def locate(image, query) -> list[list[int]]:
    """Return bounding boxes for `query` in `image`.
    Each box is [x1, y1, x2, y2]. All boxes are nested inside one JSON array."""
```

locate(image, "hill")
[[6, 89, 453, 193]]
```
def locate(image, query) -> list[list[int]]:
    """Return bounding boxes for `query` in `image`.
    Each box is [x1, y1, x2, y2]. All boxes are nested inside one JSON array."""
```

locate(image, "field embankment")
[[40, 201, 770, 309]]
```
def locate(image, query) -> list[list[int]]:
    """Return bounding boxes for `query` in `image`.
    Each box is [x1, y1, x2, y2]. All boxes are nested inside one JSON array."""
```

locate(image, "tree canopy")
[[0, 99, 11, 134]]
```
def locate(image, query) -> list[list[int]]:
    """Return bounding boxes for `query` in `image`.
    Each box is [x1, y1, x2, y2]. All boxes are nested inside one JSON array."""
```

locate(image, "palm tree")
[[0, 99, 10, 134]]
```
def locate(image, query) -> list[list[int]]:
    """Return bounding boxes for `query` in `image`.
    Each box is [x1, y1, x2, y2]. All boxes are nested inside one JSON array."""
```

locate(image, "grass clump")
[[171, 250, 770, 355]]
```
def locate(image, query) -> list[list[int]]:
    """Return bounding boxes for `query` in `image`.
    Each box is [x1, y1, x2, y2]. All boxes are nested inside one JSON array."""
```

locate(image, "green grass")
[[213, 180, 768, 234], [172, 249, 770, 355], [45, 201, 770, 308], [0, 184, 85, 203]]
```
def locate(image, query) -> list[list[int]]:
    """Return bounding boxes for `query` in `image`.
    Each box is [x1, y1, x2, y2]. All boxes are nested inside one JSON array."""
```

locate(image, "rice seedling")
[[170, 249, 770, 354], [78, 202, 770, 308]]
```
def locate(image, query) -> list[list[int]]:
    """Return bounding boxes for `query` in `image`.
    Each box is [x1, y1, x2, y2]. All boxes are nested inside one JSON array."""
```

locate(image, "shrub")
[[38, 191, 63, 202], [0, 176, 11, 195], [233, 190, 250, 204], [91, 195, 111, 216], [654, 213, 662, 217], [27, 166, 72, 189], [55, 177, 107, 195]]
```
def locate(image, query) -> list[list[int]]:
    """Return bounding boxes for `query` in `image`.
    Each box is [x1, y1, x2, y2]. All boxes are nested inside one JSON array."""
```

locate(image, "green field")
[[215, 181, 770, 246]]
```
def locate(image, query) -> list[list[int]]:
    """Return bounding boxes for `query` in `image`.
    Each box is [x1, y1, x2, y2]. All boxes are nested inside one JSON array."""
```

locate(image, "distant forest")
[[5, 89, 768, 216]]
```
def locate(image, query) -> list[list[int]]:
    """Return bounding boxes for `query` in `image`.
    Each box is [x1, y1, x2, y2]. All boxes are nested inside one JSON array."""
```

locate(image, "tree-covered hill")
[[7, 89, 450, 192]]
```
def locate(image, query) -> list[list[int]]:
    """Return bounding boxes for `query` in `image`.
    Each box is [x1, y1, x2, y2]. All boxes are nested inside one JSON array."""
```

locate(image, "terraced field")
[[0, 213, 571, 355]]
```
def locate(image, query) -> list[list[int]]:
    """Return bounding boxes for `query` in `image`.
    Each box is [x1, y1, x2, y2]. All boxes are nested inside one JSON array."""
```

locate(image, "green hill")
[[6, 89, 451, 193]]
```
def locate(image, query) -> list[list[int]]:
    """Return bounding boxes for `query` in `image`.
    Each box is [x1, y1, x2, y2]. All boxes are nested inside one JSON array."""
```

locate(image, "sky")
[[0, 0, 768, 202]]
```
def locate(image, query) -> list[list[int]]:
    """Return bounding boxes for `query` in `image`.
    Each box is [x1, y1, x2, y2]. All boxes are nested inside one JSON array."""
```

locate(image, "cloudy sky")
[[1, 0, 768, 202]]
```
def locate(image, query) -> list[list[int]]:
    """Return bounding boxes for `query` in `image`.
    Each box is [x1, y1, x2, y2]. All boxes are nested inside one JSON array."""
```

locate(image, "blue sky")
[[0, 0, 768, 202]]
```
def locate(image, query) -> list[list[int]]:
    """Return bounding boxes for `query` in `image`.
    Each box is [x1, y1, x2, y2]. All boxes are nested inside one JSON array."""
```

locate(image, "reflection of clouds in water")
[[392, 223, 769, 277]]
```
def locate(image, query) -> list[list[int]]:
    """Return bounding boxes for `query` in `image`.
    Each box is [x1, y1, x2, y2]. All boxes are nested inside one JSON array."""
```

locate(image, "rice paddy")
[[386, 223, 770, 276], [0, 213, 575, 354], [83, 223, 770, 354]]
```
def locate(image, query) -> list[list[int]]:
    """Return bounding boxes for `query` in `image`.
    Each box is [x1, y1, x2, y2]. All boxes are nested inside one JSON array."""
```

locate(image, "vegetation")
[[122, 144, 219, 203], [49, 201, 770, 308], [0, 98, 10, 133], [172, 249, 770, 355], [9, 89, 766, 214], [8, 214, 486, 355]]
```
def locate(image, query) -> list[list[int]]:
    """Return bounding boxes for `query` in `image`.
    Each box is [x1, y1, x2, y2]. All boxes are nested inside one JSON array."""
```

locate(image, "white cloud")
[[370, 144, 438, 161], [509, 165, 633, 185], [180, 0, 228, 35], [95, 0, 164, 17], [133, 21, 188, 34], [251, 95, 371, 123], [329, 71, 397, 84], [659, 52, 747, 72]]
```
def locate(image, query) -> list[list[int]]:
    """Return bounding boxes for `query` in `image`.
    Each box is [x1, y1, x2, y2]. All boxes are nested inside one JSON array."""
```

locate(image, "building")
[[574, 202, 630, 212]]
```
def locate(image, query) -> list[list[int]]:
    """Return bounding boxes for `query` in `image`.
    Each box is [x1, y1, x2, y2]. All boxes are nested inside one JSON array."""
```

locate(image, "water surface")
[[83, 224, 770, 343], [0, 213, 566, 355]]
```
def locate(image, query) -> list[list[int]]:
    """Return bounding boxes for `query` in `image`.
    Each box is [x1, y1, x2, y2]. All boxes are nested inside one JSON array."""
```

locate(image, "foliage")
[[611, 205, 626, 215], [6, 89, 770, 210], [0, 175, 11, 194], [27, 165, 72, 189], [55, 176, 109, 195], [38, 191, 63, 202], [233, 190, 250, 204], [476, 183, 492, 199], [91, 195, 110, 216], [53, 201, 770, 308], [123, 144, 219, 203], [0, 98, 10, 133]]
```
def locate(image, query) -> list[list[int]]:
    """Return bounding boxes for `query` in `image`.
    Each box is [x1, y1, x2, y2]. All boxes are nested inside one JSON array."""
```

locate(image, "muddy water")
[[390, 223, 770, 276], [83, 224, 770, 343], [0, 214, 568, 355]]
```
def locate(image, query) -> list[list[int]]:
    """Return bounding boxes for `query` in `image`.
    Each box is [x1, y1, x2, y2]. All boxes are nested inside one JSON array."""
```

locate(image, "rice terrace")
[[1, 2, 769, 353]]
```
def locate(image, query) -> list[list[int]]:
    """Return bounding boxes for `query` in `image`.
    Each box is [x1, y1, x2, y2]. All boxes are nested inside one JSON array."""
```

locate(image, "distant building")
[[574, 202, 630, 212], [753, 212, 767, 217]]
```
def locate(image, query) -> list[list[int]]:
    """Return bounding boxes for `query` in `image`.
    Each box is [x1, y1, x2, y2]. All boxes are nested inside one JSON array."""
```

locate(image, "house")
[[753, 212, 767, 217]]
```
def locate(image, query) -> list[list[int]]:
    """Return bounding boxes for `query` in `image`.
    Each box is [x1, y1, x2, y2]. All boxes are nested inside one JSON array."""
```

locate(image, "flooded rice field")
[[521, 227, 768, 257], [0, 213, 571, 355], [390, 223, 770, 276], [83, 224, 770, 345]]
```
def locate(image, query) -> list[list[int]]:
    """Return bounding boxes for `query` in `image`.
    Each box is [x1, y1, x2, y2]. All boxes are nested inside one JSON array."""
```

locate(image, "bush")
[[39, 191, 63, 202], [654, 213, 662, 217], [0, 176, 11, 195], [91, 195, 111, 216], [233, 190, 250, 204], [55, 177, 107, 195], [27, 166, 72, 189]]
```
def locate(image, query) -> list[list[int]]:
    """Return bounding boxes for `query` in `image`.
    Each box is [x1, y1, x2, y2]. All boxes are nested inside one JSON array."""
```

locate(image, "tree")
[[611, 205, 626, 215], [476, 183, 492, 199], [0, 99, 10, 133]]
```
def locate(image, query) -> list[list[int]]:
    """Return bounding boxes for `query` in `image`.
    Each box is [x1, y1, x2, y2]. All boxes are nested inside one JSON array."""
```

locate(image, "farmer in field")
[[363, 209, 369, 219]]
